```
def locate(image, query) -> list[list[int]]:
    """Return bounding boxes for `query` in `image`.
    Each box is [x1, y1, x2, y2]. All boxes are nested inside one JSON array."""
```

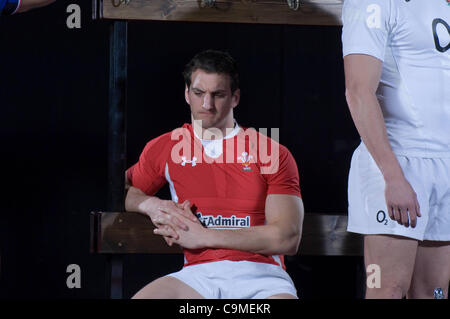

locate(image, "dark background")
[[0, 0, 364, 299]]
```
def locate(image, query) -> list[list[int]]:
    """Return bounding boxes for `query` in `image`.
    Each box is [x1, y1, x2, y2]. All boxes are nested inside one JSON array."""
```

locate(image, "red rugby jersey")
[[127, 123, 301, 269]]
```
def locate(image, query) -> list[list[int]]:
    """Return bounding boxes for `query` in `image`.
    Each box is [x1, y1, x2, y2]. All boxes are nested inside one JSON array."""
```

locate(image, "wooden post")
[[107, 20, 128, 300]]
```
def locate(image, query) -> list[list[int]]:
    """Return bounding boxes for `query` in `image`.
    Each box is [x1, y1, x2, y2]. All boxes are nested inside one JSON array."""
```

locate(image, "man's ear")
[[231, 88, 240, 108], [185, 85, 190, 105]]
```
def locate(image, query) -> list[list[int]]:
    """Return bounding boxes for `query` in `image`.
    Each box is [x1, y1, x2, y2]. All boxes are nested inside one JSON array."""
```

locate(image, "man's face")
[[185, 69, 240, 130]]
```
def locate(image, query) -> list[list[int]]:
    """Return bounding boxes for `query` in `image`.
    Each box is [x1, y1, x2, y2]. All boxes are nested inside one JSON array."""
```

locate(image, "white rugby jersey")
[[342, 0, 450, 157]]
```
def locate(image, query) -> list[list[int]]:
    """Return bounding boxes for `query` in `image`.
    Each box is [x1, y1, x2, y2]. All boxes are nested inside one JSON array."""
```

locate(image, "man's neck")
[[192, 119, 238, 141]]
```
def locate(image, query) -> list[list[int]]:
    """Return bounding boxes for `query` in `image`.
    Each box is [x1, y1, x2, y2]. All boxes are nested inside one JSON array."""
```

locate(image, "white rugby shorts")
[[347, 143, 450, 241], [167, 260, 298, 299]]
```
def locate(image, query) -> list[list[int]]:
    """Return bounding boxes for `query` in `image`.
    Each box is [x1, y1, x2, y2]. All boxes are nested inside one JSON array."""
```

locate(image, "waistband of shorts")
[[184, 256, 284, 269], [357, 143, 450, 159], [183, 259, 286, 271]]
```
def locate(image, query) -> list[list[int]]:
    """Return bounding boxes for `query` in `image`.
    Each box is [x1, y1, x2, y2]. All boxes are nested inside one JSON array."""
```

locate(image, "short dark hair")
[[183, 50, 240, 93]]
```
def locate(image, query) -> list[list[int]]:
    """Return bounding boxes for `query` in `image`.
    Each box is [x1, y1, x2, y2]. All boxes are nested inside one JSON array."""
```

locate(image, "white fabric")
[[342, 0, 450, 158], [165, 164, 179, 203], [194, 120, 241, 158], [347, 143, 450, 241], [167, 260, 298, 299]]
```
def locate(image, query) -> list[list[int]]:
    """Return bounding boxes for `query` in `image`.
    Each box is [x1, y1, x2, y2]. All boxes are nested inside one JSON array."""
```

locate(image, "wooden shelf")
[[93, 0, 343, 26]]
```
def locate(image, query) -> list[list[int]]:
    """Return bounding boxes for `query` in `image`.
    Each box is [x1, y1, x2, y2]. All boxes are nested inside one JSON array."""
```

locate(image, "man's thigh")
[[364, 234, 418, 298], [132, 276, 204, 299], [409, 241, 450, 299]]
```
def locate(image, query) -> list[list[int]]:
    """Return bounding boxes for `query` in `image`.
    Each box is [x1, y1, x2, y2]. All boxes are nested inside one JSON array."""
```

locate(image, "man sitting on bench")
[[125, 50, 304, 299]]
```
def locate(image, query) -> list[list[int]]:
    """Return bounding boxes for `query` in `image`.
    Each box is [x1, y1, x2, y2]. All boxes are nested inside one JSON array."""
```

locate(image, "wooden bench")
[[90, 212, 364, 298], [90, 212, 363, 256]]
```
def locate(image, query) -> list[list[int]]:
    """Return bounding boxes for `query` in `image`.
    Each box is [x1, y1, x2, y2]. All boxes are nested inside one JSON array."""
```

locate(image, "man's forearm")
[[191, 195, 303, 256], [125, 186, 161, 216], [203, 223, 300, 256], [152, 195, 303, 253], [345, 89, 405, 182]]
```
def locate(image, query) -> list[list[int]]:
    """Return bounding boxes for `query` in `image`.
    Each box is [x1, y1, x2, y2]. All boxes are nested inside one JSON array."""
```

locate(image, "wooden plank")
[[92, 211, 183, 254], [299, 214, 363, 256], [91, 211, 363, 256], [96, 0, 343, 26]]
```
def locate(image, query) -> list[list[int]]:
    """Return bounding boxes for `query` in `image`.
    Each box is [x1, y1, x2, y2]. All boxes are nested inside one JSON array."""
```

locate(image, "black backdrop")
[[0, 0, 363, 299]]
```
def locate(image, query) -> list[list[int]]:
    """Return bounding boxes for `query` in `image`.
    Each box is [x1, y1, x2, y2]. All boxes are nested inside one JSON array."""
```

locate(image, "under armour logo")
[[432, 18, 450, 53], [181, 156, 197, 167]]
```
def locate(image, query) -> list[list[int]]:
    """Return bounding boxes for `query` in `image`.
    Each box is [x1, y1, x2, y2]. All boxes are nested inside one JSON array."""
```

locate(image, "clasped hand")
[[149, 200, 208, 249]]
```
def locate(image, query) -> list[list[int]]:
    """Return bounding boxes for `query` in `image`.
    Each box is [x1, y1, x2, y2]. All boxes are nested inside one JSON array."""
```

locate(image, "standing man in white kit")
[[342, 0, 450, 298]]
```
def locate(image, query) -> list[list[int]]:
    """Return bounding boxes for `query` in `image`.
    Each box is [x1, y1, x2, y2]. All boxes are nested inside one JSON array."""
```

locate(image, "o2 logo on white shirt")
[[366, 4, 381, 29]]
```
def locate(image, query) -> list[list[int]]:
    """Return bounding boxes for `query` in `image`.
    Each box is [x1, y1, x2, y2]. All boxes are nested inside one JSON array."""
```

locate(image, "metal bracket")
[[112, 0, 131, 8], [198, 0, 231, 11], [199, 0, 216, 8], [287, 0, 300, 11]]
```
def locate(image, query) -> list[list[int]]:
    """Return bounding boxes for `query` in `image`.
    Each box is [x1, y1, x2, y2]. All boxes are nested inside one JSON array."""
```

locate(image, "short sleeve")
[[127, 136, 169, 196], [265, 145, 301, 198], [0, 0, 21, 15], [342, 0, 395, 61]]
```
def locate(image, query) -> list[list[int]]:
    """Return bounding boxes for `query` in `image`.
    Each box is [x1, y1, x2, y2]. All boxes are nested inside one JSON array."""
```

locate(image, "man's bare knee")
[[408, 241, 450, 299], [366, 284, 406, 299]]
